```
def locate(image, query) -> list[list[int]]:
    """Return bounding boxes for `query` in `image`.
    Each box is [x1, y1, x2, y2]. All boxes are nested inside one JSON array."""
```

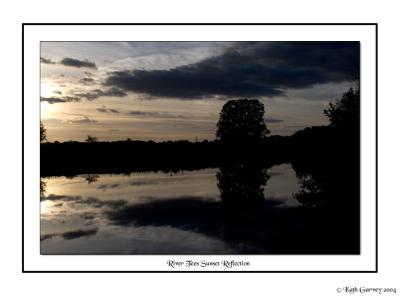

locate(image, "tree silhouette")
[[217, 162, 270, 206], [216, 99, 269, 142], [40, 179, 47, 197], [291, 88, 360, 206], [293, 170, 328, 207], [324, 88, 360, 131], [85, 174, 100, 184], [86, 135, 98, 143], [40, 122, 47, 143]]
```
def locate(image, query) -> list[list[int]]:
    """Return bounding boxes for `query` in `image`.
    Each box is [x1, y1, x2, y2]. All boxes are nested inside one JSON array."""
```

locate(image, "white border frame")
[[23, 24, 377, 272]]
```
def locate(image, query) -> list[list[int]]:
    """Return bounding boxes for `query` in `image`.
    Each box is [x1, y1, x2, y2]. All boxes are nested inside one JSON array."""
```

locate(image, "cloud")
[[128, 110, 187, 119], [41, 88, 126, 104], [60, 57, 97, 69], [80, 77, 96, 84], [104, 42, 359, 100], [61, 228, 98, 240], [97, 183, 120, 191], [41, 194, 127, 209], [100, 87, 127, 97], [70, 116, 98, 124], [41, 97, 65, 104], [84, 71, 94, 76], [96, 106, 120, 113], [129, 180, 159, 186], [74, 87, 127, 101], [40, 233, 57, 241], [104, 196, 322, 254], [40, 96, 81, 104], [41, 57, 56, 64], [97, 184, 108, 190], [264, 118, 284, 123], [106, 196, 283, 231], [128, 111, 160, 116]]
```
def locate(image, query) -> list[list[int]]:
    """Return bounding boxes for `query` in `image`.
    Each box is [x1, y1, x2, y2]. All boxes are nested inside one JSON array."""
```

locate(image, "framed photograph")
[[23, 23, 377, 272]]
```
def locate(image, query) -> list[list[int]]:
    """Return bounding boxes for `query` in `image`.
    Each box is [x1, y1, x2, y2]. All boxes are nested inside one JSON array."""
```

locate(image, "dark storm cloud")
[[105, 42, 359, 100], [41, 57, 56, 64], [60, 57, 97, 69], [40, 96, 81, 104], [106, 196, 283, 228]]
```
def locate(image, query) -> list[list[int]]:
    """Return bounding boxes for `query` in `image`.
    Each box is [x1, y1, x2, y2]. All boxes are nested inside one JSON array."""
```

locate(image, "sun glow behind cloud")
[[40, 102, 52, 119], [41, 82, 57, 97]]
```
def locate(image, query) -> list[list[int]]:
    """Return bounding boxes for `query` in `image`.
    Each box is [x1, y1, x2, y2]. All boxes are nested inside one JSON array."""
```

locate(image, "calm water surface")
[[41, 164, 302, 254]]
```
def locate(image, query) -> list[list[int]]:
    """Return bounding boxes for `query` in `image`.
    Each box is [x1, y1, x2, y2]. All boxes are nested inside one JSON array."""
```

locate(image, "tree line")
[[40, 88, 360, 177]]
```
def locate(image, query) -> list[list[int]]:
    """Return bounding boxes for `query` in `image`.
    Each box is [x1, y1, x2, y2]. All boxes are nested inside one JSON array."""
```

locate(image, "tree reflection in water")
[[217, 162, 270, 207], [291, 153, 360, 254]]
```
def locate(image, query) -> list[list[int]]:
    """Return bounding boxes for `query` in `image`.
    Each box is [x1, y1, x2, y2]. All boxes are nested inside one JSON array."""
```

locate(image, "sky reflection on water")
[[41, 163, 300, 254]]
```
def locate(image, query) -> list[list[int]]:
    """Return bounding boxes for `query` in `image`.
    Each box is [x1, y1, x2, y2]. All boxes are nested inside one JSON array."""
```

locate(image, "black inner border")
[[22, 23, 378, 273]]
